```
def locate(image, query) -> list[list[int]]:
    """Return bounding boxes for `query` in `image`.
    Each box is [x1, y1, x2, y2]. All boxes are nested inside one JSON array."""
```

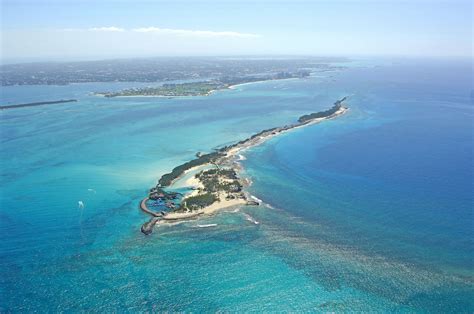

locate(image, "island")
[[96, 72, 309, 98], [0, 99, 77, 110], [140, 97, 349, 235]]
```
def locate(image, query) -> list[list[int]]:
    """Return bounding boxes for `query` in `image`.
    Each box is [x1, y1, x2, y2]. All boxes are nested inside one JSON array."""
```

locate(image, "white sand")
[[225, 107, 348, 158], [162, 197, 246, 220]]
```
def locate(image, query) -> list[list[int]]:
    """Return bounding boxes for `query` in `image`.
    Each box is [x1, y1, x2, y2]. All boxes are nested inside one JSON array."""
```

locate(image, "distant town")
[[0, 57, 347, 86]]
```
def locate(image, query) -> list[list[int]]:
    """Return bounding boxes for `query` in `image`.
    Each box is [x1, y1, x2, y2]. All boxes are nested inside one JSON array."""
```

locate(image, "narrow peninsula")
[[140, 97, 349, 235]]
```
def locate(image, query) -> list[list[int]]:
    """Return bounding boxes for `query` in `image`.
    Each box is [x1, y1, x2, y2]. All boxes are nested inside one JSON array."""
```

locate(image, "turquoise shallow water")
[[1, 58, 473, 311]]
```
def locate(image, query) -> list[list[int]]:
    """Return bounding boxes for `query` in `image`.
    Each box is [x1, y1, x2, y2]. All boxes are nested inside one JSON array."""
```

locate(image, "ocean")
[[1, 58, 472, 311]]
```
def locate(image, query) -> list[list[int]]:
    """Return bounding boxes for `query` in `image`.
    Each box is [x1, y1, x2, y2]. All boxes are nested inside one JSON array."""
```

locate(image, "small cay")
[[139, 97, 349, 234]]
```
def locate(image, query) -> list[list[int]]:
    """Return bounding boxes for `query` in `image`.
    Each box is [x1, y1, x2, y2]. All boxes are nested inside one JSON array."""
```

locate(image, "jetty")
[[139, 197, 163, 217], [0, 99, 78, 110], [139, 196, 205, 234]]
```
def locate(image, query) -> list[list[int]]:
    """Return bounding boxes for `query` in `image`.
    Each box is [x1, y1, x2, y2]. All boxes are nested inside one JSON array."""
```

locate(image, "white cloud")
[[60, 27, 124, 32], [3, 26, 263, 61], [88, 27, 125, 32], [132, 27, 261, 38], [59, 26, 259, 38]]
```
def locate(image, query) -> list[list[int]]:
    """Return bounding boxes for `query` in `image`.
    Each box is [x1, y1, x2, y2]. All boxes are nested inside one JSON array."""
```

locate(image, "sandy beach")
[[162, 197, 246, 220], [227, 77, 299, 90], [166, 163, 212, 188], [163, 106, 349, 220], [140, 102, 348, 229], [225, 106, 348, 158]]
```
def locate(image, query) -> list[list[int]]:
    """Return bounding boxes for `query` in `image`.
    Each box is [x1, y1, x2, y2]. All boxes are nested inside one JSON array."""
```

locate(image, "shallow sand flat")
[[184, 173, 204, 188], [169, 163, 212, 188]]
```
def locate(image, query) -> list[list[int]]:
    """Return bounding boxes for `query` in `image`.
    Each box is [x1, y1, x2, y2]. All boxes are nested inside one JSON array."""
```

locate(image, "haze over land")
[[0, 57, 336, 86]]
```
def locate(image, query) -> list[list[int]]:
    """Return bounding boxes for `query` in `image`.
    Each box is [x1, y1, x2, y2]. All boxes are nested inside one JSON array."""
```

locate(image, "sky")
[[0, 0, 472, 63]]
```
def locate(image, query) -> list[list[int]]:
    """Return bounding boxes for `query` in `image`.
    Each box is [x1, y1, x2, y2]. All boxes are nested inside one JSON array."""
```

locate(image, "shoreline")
[[96, 77, 302, 99], [227, 77, 299, 90], [225, 106, 348, 158], [139, 97, 349, 234]]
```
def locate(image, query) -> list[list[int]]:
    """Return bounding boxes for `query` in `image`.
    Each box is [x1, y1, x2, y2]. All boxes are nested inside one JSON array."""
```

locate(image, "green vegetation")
[[196, 168, 237, 180], [218, 127, 281, 152], [176, 168, 244, 211], [179, 193, 217, 211], [213, 169, 238, 179], [196, 168, 242, 194], [101, 82, 223, 97], [298, 97, 346, 123], [97, 71, 310, 98], [158, 151, 224, 187]]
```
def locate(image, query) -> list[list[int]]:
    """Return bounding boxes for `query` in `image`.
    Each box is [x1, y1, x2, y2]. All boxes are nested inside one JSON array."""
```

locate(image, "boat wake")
[[237, 154, 247, 161], [243, 213, 260, 225], [249, 194, 276, 210], [264, 203, 276, 210], [195, 223, 218, 228]]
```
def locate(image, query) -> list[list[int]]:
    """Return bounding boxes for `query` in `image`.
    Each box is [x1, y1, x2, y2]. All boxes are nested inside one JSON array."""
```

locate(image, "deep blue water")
[[1, 58, 473, 311]]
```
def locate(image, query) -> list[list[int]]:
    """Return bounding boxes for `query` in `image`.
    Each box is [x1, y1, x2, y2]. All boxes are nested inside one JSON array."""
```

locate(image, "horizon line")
[[2, 54, 472, 66]]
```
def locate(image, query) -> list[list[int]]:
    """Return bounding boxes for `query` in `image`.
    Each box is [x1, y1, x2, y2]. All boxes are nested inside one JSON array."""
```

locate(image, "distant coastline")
[[95, 72, 309, 98], [140, 97, 349, 234], [0, 99, 77, 110], [102, 77, 299, 99]]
